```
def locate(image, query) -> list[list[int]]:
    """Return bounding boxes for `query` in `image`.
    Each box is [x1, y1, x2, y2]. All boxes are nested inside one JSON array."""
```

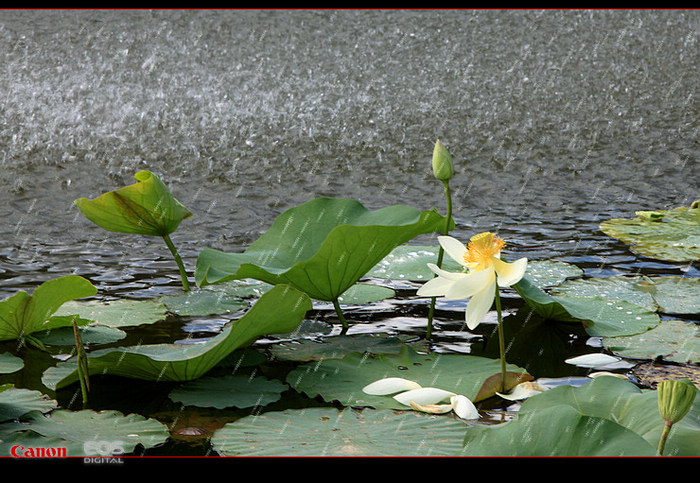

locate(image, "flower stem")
[[494, 280, 507, 393], [657, 421, 672, 456], [427, 180, 452, 341], [162, 233, 190, 292], [333, 298, 349, 334]]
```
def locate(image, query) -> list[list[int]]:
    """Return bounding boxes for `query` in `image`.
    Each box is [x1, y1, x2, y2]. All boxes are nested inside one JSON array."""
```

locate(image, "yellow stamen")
[[463, 232, 505, 271]]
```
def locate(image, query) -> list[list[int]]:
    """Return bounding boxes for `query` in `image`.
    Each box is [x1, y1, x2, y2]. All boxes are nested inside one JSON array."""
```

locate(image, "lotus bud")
[[658, 378, 697, 425], [432, 139, 454, 182]]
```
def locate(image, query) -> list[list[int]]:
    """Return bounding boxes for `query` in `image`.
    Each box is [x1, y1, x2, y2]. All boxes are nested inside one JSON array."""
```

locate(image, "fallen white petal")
[[588, 371, 628, 380], [496, 381, 547, 401], [450, 395, 480, 419], [362, 377, 422, 395], [393, 387, 456, 407], [565, 353, 621, 368], [409, 400, 454, 414]]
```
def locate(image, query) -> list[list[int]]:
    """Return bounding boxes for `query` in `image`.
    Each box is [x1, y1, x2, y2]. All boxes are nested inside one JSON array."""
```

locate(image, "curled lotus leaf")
[[74, 170, 192, 237], [195, 197, 452, 301]]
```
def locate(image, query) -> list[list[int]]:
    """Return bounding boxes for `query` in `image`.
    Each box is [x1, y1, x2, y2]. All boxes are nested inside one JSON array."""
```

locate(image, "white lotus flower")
[[417, 233, 528, 330]]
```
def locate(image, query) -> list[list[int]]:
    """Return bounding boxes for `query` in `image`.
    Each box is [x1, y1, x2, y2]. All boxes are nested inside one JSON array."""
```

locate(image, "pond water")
[[0, 10, 697, 456]]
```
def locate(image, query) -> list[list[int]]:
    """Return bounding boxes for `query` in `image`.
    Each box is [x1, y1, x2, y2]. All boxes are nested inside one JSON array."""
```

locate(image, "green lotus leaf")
[[43, 284, 312, 389], [518, 375, 700, 456], [0, 275, 97, 343], [168, 374, 288, 409], [553, 275, 700, 315], [459, 404, 656, 456], [195, 198, 452, 301], [600, 205, 700, 262], [0, 409, 169, 456], [0, 353, 24, 375], [74, 170, 192, 237], [0, 388, 57, 422], [32, 325, 127, 347], [287, 345, 529, 407], [514, 275, 660, 337], [211, 407, 467, 456], [54, 298, 168, 328], [641, 276, 700, 314], [270, 333, 409, 362], [603, 319, 700, 364]]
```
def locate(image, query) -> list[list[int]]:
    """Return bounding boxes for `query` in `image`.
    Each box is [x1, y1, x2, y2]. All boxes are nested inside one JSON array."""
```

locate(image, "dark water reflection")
[[0, 10, 697, 330]]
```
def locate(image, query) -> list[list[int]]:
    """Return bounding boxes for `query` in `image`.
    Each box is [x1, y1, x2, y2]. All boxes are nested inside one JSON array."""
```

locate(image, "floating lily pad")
[[524, 260, 584, 289], [643, 276, 700, 314], [195, 198, 451, 301], [286, 345, 529, 407], [459, 404, 655, 456], [0, 387, 57, 422], [210, 407, 467, 456], [0, 275, 97, 343], [32, 325, 127, 346], [0, 409, 169, 456], [162, 290, 248, 317], [367, 244, 462, 281], [0, 353, 23, 375], [603, 319, 700, 364], [54, 298, 168, 328], [519, 375, 700, 456], [514, 275, 660, 337], [552, 276, 658, 311], [553, 275, 700, 315], [269, 333, 408, 362], [337, 284, 395, 304], [43, 285, 312, 389], [600, 205, 700, 262], [168, 374, 288, 409]]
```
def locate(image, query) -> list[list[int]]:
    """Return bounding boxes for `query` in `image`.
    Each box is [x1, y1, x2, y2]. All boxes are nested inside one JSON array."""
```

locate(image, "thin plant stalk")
[[494, 278, 507, 393], [427, 180, 452, 340], [72, 316, 90, 406], [333, 298, 349, 334], [162, 233, 190, 292], [657, 421, 672, 456]]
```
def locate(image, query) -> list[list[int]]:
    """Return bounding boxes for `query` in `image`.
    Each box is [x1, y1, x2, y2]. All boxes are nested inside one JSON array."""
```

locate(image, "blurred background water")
[[0, 9, 697, 300]]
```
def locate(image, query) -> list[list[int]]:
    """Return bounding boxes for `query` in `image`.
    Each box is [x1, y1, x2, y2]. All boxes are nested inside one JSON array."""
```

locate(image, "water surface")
[[1, 10, 697, 299]]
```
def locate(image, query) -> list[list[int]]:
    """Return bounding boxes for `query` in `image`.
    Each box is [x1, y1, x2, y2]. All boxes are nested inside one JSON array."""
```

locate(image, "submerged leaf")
[[195, 198, 451, 301], [74, 170, 192, 237]]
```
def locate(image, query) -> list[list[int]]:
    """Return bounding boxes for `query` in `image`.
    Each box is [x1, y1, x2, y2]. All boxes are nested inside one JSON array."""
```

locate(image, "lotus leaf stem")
[[332, 298, 349, 333], [162, 233, 190, 292]]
